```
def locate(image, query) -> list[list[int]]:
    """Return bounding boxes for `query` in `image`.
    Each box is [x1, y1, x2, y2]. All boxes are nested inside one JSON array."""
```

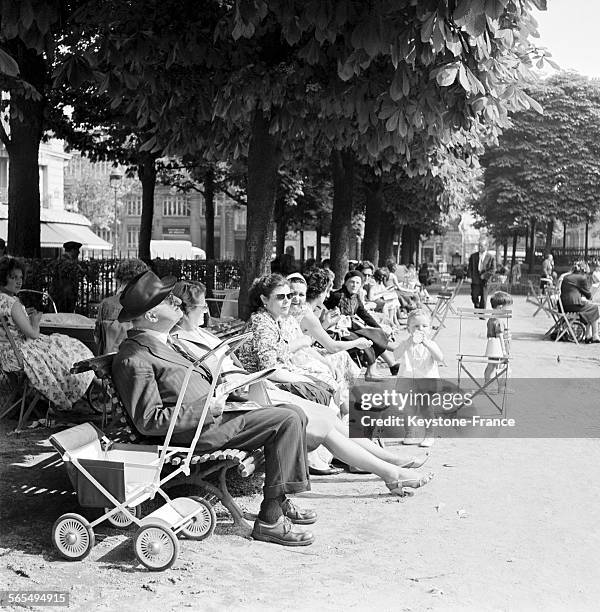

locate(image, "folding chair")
[[527, 281, 550, 318], [553, 295, 586, 344], [0, 315, 46, 431], [456, 307, 512, 415], [429, 294, 453, 340]]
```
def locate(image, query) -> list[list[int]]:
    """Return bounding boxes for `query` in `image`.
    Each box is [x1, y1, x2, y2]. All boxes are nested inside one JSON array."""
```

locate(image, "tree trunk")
[[299, 228, 305, 264], [585, 218, 589, 260], [378, 212, 395, 265], [274, 194, 286, 256], [330, 149, 354, 288], [137, 153, 157, 263], [204, 167, 215, 260], [316, 223, 322, 262], [562, 221, 567, 249], [5, 44, 46, 258], [510, 232, 518, 284], [528, 218, 536, 272], [362, 175, 383, 264], [239, 111, 281, 319], [503, 240, 508, 265], [401, 225, 418, 264], [545, 217, 554, 254]]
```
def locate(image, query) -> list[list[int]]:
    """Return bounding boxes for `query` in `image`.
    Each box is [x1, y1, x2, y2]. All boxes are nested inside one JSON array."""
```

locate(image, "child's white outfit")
[[394, 338, 441, 379], [394, 336, 442, 447]]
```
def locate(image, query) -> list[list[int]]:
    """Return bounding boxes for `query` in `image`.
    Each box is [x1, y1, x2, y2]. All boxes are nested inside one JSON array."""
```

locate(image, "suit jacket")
[[112, 329, 216, 443], [467, 252, 496, 285], [560, 273, 591, 308]]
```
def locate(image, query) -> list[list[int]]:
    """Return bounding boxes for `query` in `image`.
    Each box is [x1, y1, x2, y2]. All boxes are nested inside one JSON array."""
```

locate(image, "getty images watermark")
[[348, 378, 600, 438], [355, 387, 515, 430]]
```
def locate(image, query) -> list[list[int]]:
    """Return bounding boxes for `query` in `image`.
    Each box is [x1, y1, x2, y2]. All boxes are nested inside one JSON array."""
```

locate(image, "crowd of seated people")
[[10, 255, 439, 548], [109, 270, 433, 548]]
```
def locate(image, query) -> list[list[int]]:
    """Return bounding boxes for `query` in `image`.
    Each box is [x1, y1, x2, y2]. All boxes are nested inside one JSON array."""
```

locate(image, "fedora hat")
[[63, 241, 82, 251], [118, 270, 177, 322]]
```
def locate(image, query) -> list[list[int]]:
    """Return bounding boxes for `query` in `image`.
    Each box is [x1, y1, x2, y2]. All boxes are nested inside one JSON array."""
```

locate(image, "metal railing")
[[20, 258, 243, 317]]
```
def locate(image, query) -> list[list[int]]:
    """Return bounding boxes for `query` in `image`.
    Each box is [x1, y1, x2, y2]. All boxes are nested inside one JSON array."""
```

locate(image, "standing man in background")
[[54, 241, 82, 313], [467, 238, 496, 309]]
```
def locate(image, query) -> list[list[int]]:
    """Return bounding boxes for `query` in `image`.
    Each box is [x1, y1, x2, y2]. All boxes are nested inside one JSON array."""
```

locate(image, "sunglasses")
[[273, 293, 294, 301], [362, 272, 373, 277]]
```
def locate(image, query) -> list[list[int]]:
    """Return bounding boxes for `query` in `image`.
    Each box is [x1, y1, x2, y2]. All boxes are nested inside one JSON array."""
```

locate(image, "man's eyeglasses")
[[165, 293, 182, 308], [273, 293, 294, 301], [362, 271, 373, 277]]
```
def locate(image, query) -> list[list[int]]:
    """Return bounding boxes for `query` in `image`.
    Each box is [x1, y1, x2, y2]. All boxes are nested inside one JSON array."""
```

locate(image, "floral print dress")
[[0, 293, 94, 409]]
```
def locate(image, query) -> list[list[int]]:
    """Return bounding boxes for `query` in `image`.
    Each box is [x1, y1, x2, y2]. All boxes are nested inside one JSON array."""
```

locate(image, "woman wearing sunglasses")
[[238, 274, 339, 408]]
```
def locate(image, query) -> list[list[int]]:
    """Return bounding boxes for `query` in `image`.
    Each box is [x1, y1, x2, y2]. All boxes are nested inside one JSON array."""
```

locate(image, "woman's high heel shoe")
[[385, 472, 434, 496]]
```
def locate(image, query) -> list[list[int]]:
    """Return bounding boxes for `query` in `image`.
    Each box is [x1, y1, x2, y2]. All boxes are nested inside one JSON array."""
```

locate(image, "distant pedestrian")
[[467, 238, 495, 309], [0, 238, 6, 257], [53, 241, 82, 313]]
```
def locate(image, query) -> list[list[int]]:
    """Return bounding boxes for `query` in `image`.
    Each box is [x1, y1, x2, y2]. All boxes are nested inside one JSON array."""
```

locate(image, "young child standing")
[[484, 291, 513, 391], [393, 309, 444, 448]]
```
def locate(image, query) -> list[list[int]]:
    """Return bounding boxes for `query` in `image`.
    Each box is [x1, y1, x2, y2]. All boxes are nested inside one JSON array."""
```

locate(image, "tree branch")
[[222, 187, 247, 206]]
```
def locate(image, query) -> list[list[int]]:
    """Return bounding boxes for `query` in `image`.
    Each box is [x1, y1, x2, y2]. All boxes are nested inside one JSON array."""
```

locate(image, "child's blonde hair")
[[406, 308, 430, 327], [490, 291, 513, 309]]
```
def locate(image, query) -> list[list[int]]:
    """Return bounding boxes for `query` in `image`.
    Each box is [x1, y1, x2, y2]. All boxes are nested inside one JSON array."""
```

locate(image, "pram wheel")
[[52, 513, 95, 561], [179, 496, 216, 541], [104, 505, 142, 528], [134, 520, 179, 571]]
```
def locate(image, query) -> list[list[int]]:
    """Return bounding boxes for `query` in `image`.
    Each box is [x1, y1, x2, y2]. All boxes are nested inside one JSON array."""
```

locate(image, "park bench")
[[70, 345, 263, 529]]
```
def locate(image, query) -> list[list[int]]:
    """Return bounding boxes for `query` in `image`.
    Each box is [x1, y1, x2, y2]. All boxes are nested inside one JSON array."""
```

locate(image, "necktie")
[[167, 337, 214, 383], [479, 253, 485, 273]]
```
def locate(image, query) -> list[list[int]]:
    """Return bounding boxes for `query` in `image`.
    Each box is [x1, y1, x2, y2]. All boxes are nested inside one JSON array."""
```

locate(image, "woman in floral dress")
[[0, 257, 94, 410]]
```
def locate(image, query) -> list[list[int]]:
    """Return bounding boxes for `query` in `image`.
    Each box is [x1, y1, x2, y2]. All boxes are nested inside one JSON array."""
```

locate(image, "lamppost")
[[109, 171, 122, 258]]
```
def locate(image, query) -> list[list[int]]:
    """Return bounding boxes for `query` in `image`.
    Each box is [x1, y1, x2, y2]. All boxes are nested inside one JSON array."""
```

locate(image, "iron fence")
[[21, 258, 243, 317]]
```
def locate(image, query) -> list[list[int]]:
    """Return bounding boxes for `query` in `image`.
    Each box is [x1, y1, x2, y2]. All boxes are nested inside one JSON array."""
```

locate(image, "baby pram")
[[50, 333, 253, 571]]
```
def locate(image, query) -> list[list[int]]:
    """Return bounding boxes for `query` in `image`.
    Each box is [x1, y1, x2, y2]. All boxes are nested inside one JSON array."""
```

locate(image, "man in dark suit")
[[467, 238, 496, 309], [112, 270, 315, 546]]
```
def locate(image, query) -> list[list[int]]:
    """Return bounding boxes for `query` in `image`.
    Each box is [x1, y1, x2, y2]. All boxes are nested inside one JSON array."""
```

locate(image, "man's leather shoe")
[[282, 499, 317, 525], [252, 516, 314, 546], [309, 466, 344, 476]]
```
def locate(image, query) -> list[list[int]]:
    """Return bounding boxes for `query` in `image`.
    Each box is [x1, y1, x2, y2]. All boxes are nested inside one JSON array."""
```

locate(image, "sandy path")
[[1, 296, 599, 611]]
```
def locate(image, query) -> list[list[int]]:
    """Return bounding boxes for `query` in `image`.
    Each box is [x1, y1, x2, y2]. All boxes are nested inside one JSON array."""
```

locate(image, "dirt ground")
[[1, 295, 599, 612]]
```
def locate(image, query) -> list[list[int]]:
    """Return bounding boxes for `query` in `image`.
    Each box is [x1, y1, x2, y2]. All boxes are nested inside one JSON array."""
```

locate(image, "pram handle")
[[155, 332, 253, 479]]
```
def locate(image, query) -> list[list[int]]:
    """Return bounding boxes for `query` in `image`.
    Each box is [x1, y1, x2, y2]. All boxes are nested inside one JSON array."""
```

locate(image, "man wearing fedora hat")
[[112, 270, 315, 546], [53, 241, 83, 312]]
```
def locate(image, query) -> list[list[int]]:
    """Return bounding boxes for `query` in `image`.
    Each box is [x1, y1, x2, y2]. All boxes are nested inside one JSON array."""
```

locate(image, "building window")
[[126, 197, 142, 216], [162, 196, 189, 217], [127, 225, 140, 248]]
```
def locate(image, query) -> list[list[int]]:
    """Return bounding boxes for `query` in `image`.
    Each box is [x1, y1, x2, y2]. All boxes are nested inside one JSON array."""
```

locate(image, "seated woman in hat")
[[0, 256, 94, 410]]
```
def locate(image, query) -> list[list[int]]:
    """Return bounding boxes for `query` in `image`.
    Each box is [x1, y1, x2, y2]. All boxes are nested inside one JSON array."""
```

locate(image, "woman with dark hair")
[[171, 279, 433, 494], [560, 261, 600, 343], [0, 256, 94, 410], [95, 258, 149, 354], [239, 273, 337, 407], [324, 270, 399, 380]]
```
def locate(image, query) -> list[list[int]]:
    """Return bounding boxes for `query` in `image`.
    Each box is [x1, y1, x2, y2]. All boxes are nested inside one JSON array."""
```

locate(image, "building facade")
[[1, 141, 110, 257], [64, 151, 247, 260]]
